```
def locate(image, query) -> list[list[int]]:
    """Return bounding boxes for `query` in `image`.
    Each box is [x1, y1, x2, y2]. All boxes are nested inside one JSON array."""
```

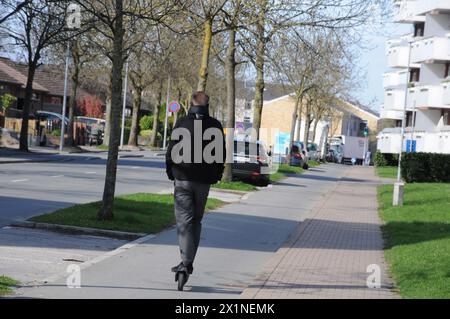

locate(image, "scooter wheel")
[[177, 271, 188, 291]]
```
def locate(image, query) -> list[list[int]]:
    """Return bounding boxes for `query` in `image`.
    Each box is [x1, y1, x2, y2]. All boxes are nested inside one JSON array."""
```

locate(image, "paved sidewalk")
[[241, 166, 397, 299], [15, 164, 347, 298]]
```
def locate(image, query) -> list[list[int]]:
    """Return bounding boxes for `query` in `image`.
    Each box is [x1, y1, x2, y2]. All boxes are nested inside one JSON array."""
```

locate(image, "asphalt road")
[[0, 151, 172, 226]]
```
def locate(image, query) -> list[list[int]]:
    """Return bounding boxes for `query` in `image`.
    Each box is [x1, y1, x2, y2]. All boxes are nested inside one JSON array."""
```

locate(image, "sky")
[[354, 21, 410, 113]]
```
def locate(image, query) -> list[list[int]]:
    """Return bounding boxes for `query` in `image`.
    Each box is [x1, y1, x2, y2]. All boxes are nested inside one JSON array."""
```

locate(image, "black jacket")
[[165, 106, 226, 184]]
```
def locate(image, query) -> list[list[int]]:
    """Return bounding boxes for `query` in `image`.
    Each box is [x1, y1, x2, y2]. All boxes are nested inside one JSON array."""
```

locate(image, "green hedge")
[[374, 151, 398, 167], [401, 152, 450, 183]]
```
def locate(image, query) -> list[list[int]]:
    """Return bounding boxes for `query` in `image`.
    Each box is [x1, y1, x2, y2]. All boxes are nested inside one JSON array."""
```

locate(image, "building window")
[[245, 102, 251, 110], [445, 63, 450, 78], [244, 116, 251, 123], [443, 110, 450, 126], [414, 22, 425, 37], [410, 68, 420, 82]]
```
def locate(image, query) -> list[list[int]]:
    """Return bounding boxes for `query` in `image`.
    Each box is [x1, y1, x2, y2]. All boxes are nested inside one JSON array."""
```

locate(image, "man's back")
[[166, 108, 226, 184]]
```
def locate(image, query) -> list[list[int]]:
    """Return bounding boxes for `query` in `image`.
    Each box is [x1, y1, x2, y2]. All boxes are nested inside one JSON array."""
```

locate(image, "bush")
[[140, 129, 152, 137], [139, 115, 153, 131], [401, 152, 450, 183], [374, 151, 398, 167], [49, 129, 61, 137]]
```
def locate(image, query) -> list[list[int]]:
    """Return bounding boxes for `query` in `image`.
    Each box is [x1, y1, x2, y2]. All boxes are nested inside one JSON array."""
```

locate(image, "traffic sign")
[[168, 100, 180, 113]]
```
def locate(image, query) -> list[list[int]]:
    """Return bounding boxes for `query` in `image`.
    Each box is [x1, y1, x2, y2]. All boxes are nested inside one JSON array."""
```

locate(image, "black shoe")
[[171, 262, 193, 274]]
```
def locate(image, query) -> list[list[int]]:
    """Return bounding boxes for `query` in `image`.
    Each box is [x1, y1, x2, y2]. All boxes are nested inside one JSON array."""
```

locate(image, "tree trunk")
[[303, 101, 311, 146], [103, 90, 112, 147], [97, 0, 124, 221], [150, 80, 163, 147], [252, 4, 266, 139], [197, 17, 213, 92], [19, 60, 37, 151], [222, 27, 236, 183], [296, 97, 303, 141], [127, 87, 142, 147], [67, 40, 80, 147], [311, 118, 319, 143], [288, 95, 301, 165]]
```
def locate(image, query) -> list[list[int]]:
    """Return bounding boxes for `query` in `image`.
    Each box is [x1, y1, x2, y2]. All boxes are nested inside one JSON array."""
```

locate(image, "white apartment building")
[[378, 0, 450, 154]]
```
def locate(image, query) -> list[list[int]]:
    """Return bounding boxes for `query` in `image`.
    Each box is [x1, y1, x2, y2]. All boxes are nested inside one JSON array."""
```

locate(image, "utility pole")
[[163, 75, 171, 150], [410, 100, 417, 152], [59, 41, 70, 152], [120, 60, 129, 149], [393, 40, 413, 206]]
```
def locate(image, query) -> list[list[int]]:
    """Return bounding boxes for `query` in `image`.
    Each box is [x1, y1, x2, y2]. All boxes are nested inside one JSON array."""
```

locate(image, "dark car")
[[232, 140, 270, 186]]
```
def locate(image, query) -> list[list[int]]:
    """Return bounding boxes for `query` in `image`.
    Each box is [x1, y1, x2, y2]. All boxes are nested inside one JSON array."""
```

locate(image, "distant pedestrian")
[[165, 91, 226, 291]]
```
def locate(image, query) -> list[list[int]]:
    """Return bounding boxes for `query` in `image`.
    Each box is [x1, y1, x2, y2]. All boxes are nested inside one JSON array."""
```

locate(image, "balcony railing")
[[377, 129, 450, 154], [411, 36, 450, 63], [384, 89, 407, 111], [415, 0, 450, 16], [394, 1, 426, 23], [383, 70, 409, 88], [414, 85, 450, 108], [387, 45, 411, 68]]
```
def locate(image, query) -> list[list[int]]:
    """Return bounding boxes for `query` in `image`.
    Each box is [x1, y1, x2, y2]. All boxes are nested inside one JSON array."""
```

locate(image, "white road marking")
[[11, 179, 28, 183], [85, 171, 96, 174], [51, 175, 63, 178]]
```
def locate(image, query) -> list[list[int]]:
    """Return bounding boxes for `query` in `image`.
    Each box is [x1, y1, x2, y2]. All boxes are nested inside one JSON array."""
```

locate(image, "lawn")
[[376, 166, 398, 179], [270, 164, 304, 182], [30, 193, 224, 234], [308, 160, 321, 168], [212, 181, 257, 191], [378, 183, 450, 298], [0, 276, 19, 296]]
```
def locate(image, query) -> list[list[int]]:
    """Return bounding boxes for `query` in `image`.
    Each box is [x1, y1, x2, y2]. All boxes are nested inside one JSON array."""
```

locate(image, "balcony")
[[377, 129, 450, 154], [394, 1, 426, 23], [414, 85, 444, 108], [380, 108, 404, 120], [383, 70, 409, 88], [415, 0, 450, 16], [411, 36, 450, 63], [384, 89, 407, 112], [387, 45, 411, 68]]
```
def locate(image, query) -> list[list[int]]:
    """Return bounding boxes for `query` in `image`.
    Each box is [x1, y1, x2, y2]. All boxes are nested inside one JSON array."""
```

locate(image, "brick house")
[[0, 57, 99, 119]]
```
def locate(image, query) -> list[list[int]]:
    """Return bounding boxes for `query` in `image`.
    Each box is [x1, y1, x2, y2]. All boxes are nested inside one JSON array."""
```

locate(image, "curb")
[[210, 188, 250, 195], [10, 221, 146, 241], [0, 157, 73, 164], [118, 154, 144, 159]]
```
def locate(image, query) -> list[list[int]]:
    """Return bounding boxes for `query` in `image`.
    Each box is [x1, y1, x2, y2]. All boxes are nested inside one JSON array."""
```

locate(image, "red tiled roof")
[[0, 57, 91, 100], [0, 58, 48, 92]]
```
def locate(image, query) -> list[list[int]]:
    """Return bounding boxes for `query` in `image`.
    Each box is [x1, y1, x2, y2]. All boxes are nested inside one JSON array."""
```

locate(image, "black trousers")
[[174, 179, 210, 267]]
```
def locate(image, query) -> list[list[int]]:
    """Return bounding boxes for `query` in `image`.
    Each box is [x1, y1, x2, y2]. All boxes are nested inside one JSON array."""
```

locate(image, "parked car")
[[34, 111, 70, 146], [288, 141, 309, 169], [75, 116, 105, 146], [232, 140, 270, 186], [326, 148, 343, 164], [307, 142, 320, 161]]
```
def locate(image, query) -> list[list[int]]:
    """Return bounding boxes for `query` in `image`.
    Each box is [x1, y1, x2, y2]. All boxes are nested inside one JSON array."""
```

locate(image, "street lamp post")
[[393, 40, 413, 206], [59, 41, 70, 152], [163, 75, 171, 150], [120, 60, 129, 150]]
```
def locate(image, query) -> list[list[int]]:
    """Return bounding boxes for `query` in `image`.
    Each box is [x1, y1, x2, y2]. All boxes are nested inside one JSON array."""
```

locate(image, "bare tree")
[[0, 1, 78, 151], [0, 0, 30, 25]]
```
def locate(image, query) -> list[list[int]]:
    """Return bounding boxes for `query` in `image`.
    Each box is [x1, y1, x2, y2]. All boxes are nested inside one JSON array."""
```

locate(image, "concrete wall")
[[424, 13, 450, 37], [415, 108, 443, 130]]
